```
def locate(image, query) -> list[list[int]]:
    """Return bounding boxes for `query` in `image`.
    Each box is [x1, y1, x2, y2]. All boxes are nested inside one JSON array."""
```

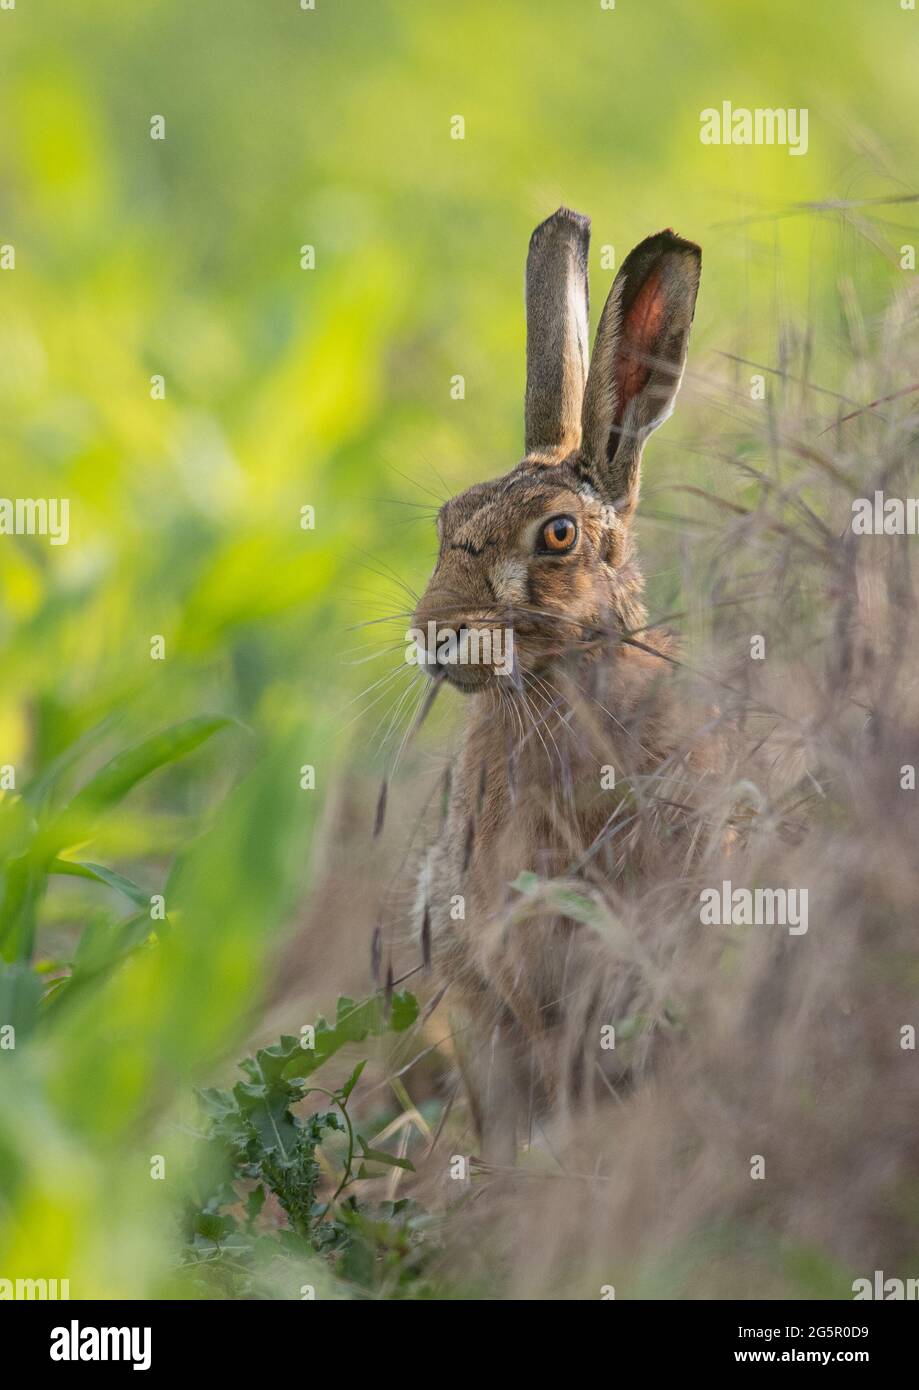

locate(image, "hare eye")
[[539, 515, 578, 554]]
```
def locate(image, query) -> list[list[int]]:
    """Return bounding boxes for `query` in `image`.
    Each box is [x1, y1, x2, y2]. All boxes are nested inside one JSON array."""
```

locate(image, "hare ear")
[[524, 207, 591, 456], [580, 230, 700, 518]]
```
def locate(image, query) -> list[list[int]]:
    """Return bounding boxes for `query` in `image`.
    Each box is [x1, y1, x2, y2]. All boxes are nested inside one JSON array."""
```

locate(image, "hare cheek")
[[490, 558, 528, 606]]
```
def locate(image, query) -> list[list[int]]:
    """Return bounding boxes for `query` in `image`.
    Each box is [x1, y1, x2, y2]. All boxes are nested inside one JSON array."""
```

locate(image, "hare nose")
[[434, 620, 468, 665], [411, 612, 470, 668]]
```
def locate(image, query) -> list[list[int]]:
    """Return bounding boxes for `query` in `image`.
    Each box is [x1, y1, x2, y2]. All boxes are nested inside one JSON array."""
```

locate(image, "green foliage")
[[0, 713, 323, 1295], [183, 993, 439, 1300], [0, 962, 42, 1042], [1, 717, 228, 983], [0, 717, 230, 962]]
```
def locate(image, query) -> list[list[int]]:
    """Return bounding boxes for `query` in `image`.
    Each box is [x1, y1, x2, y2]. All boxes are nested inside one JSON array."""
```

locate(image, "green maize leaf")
[[36, 717, 233, 861], [49, 859, 154, 912], [0, 963, 43, 1044]]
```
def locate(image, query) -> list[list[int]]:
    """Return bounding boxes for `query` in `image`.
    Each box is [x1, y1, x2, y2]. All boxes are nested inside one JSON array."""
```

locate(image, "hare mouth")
[[439, 666, 490, 693]]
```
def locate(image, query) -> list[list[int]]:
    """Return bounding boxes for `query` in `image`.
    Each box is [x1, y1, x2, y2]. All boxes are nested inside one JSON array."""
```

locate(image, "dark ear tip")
[[617, 228, 701, 284], [649, 228, 702, 261], [529, 206, 591, 251]]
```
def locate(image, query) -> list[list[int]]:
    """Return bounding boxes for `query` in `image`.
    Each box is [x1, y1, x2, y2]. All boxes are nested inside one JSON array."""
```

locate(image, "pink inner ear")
[[614, 265, 665, 426]]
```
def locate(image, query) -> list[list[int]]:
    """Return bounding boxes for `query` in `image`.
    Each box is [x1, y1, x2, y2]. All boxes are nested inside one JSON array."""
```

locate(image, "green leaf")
[[1, 719, 231, 962], [0, 963, 43, 1043], [196, 1086, 237, 1120], [0, 857, 46, 963], [20, 714, 118, 814], [245, 1184, 266, 1223], [614, 1014, 649, 1042], [510, 872, 606, 928], [39, 716, 233, 858], [232, 1077, 299, 1163], [549, 889, 604, 926], [44, 914, 155, 1013], [71, 913, 153, 973], [389, 991, 419, 1033], [356, 1135, 415, 1172], [280, 992, 419, 1080], [242, 1034, 304, 1085], [194, 1211, 237, 1243], [68, 716, 231, 815], [0, 795, 35, 862], [50, 859, 153, 911], [339, 1059, 366, 1101]]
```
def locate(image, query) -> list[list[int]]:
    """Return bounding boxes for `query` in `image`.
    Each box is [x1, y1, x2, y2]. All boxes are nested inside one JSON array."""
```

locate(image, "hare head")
[[412, 208, 700, 691]]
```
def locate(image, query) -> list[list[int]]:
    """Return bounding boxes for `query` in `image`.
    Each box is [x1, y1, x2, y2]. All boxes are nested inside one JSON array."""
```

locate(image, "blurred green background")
[[0, 0, 916, 1298]]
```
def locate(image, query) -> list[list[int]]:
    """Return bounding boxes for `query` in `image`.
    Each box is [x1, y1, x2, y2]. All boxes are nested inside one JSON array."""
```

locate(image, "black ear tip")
[[619, 228, 701, 279], [554, 205, 591, 232], [655, 228, 702, 260], [529, 206, 591, 252]]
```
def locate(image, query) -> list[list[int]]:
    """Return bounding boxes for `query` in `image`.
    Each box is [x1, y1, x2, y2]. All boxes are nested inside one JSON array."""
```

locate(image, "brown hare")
[[412, 208, 702, 1166]]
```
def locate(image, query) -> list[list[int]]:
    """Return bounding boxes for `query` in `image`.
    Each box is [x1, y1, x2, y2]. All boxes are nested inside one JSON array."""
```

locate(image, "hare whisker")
[[380, 458, 450, 506], [345, 611, 416, 632], [386, 675, 429, 778], [341, 642, 408, 667], [350, 556, 421, 610], [377, 669, 425, 759], [340, 664, 413, 737], [343, 660, 410, 713], [521, 673, 564, 770]]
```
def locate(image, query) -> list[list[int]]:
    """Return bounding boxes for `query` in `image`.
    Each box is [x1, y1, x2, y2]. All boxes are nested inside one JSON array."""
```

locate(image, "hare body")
[[413, 210, 702, 1163]]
